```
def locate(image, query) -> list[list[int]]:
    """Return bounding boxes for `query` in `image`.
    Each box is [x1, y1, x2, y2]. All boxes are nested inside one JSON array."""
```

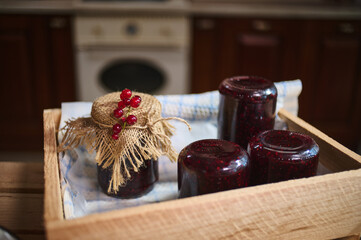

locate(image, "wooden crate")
[[43, 108, 361, 240]]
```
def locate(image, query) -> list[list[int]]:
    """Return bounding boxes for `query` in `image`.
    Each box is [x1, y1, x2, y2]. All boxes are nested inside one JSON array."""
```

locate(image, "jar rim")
[[179, 139, 249, 174], [250, 130, 319, 160], [219, 76, 277, 102]]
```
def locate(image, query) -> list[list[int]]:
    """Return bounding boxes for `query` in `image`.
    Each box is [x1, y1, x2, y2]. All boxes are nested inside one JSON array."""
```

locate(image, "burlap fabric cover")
[[59, 92, 185, 193]]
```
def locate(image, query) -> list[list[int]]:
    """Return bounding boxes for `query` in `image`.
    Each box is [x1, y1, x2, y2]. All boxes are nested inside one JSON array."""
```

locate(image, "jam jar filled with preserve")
[[59, 90, 172, 199], [178, 139, 250, 198], [98, 156, 159, 199], [218, 76, 277, 149], [248, 130, 319, 186]]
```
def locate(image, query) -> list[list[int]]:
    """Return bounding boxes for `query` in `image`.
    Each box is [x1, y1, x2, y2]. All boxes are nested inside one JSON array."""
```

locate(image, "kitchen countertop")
[[0, 0, 361, 19]]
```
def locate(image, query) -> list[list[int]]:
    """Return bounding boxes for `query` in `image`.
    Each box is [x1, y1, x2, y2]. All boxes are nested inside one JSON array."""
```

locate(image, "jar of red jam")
[[98, 157, 159, 198], [218, 76, 277, 149], [248, 130, 319, 186], [178, 139, 250, 198]]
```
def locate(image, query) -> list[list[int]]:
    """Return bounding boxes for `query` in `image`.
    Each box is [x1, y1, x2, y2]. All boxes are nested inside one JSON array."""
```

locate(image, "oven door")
[[74, 16, 190, 101], [99, 59, 165, 94], [76, 47, 189, 101]]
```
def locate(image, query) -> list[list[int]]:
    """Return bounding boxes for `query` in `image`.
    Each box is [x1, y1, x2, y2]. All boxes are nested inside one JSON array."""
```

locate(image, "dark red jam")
[[248, 130, 319, 186], [97, 158, 158, 199], [218, 76, 277, 149], [178, 139, 250, 198]]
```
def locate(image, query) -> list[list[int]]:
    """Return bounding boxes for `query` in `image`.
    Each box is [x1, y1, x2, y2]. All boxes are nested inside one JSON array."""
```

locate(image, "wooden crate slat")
[[278, 108, 361, 172], [43, 109, 64, 222], [46, 168, 361, 240]]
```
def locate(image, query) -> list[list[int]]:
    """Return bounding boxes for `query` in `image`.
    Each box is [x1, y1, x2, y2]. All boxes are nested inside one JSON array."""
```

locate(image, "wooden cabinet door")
[[0, 15, 75, 151], [217, 18, 303, 85], [191, 17, 221, 93], [191, 17, 303, 93], [299, 20, 361, 149]]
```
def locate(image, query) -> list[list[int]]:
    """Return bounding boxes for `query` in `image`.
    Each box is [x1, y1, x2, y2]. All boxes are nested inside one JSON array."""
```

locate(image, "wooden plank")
[[0, 161, 45, 239], [0, 161, 43, 193], [336, 234, 361, 240], [43, 109, 64, 223], [46, 168, 361, 240], [278, 108, 361, 172], [0, 193, 44, 232], [16, 234, 45, 240]]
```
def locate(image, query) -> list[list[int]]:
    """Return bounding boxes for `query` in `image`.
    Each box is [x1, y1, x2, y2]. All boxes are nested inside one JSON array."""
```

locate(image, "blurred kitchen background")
[[0, 0, 361, 161]]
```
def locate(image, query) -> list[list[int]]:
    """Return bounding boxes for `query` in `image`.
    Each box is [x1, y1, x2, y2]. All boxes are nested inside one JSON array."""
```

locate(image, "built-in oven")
[[74, 15, 190, 101]]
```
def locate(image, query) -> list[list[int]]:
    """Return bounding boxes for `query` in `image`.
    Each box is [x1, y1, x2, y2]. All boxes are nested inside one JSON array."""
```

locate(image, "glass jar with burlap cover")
[[58, 92, 190, 194]]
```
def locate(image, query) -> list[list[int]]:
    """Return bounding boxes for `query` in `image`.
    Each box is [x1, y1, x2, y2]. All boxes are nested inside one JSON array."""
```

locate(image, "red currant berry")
[[130, 95, 142, 108], [112, 133, 119, 140], [123, 98, 131, 106], [113, 108, 123, 118], [113, 123, 122, 134], [126, 115, 137, 125], [120, 89, 132, 100], [120, 116, 126, 123], [118, 100, 126, 109]]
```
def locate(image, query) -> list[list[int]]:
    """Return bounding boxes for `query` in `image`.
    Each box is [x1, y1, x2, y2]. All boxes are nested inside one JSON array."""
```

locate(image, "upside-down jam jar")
[[218, 76, 277, 149], [98, 157, 159, 199], [248, 130, 319, 186], [178, 139, 250, 198]]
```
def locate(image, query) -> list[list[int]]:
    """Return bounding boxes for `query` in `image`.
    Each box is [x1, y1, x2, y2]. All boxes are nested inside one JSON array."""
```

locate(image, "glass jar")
[[98, 158, 159, 199], [248, 130, 319, 186], [218, 76, 277, 149], [178, 139, 250, 198]]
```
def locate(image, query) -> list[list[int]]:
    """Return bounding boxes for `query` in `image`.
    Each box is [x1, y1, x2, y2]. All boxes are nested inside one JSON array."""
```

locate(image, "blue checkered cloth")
[[58, 80, 302, 219]]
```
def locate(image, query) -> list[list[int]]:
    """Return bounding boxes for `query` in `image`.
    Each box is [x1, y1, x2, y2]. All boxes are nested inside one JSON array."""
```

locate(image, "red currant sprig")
[[126, 115, 137, 125], [112, 89, 142, 139]]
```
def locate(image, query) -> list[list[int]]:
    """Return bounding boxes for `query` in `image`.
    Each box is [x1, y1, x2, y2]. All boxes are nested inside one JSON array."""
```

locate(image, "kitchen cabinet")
[[0, 14, 76, 151], [300, 19, 361, 151], [191, 17, 361, 150]]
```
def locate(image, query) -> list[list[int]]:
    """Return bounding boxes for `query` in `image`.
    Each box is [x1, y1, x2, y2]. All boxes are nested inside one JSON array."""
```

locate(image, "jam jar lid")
[[249, 130, 319, 161], [179, 139, 249, 175], [219, 76, 277, 102]]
